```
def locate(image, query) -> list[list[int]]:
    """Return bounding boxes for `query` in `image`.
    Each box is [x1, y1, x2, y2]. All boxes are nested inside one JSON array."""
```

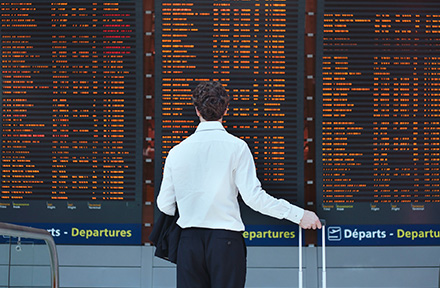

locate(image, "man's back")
[[162, 121, 248, 231]]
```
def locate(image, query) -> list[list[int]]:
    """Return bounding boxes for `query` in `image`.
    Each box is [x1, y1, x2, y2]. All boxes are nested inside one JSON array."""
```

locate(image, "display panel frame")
[[154, 0, 306, 245], [315, 0, 440, 245], [0, 0, 144, 244]]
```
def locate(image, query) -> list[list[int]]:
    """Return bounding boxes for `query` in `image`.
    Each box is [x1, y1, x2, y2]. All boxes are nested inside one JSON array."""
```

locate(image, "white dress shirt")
[[157, 121, 304, 231]]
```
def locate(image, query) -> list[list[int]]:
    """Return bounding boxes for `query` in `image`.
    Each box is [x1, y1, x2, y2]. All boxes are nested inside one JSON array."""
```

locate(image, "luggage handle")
[[298, 219, 326, 288]]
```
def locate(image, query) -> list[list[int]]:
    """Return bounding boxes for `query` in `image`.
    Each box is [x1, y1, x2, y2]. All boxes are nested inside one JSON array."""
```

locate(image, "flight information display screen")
[[0, 1, 143, 244], [155, 0, 305, 237], [316, 0, 440, 228]]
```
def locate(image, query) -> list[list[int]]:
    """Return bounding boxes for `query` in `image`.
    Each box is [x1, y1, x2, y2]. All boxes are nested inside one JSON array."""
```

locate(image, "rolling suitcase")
[[298, 220, 326, 288]]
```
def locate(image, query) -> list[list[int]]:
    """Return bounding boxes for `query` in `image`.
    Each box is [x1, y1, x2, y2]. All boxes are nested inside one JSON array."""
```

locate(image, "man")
[[157, 81, 321, 288]]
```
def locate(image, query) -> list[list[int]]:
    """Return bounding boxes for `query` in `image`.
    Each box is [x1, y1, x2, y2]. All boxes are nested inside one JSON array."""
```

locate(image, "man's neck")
[[199, 117, 222, 123]]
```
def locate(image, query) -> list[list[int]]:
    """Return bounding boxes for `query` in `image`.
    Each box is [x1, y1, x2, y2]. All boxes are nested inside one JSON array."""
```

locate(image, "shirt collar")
[[195, 121, 226, 133]]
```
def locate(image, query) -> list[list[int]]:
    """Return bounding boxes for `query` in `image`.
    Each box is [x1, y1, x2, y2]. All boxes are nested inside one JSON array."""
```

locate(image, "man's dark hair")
[[192, 81, 230, 121]]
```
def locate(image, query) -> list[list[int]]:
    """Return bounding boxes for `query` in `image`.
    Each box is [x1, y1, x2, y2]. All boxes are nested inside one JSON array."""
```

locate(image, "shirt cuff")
[[285, 205, 304, 224]]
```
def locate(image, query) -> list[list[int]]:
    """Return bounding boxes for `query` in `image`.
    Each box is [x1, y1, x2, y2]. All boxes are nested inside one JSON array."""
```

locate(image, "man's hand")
[[299, 210, 322, 230]]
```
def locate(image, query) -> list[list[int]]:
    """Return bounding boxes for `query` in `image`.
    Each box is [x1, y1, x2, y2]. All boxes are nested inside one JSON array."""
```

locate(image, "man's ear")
[[223, 106, 229, 116], [195, 107, 201, 117]]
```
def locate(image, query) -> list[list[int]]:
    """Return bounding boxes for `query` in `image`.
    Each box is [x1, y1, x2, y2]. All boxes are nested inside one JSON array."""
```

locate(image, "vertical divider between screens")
[[297, 0, 306, 226], [304, 0, 318, 245], [314, 0, 324, 220], [142, 0, 155, 243], [152, 0, 163, 221]]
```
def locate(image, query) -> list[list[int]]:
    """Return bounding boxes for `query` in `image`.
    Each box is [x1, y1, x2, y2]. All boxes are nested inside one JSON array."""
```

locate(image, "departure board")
[[0, 1, 143, 244], [155, 0, 305, 224], [316, 0, 440, 225]]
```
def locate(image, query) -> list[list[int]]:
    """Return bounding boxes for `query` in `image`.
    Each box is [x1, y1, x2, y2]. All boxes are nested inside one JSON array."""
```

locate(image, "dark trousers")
[[177, 228, 247, 288]]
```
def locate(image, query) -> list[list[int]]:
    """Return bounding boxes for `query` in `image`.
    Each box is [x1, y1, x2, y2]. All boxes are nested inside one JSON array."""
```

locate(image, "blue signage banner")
[[4, 223, 142, 245], [244, 225, 300, 246], [321, 224, 440, 246], [244, 224, 440, 246], [6, 223, 439, 246]]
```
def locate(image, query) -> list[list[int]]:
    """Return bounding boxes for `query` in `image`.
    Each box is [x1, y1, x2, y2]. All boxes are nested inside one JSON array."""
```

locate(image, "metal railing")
[[0, 222, 59, 288]]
